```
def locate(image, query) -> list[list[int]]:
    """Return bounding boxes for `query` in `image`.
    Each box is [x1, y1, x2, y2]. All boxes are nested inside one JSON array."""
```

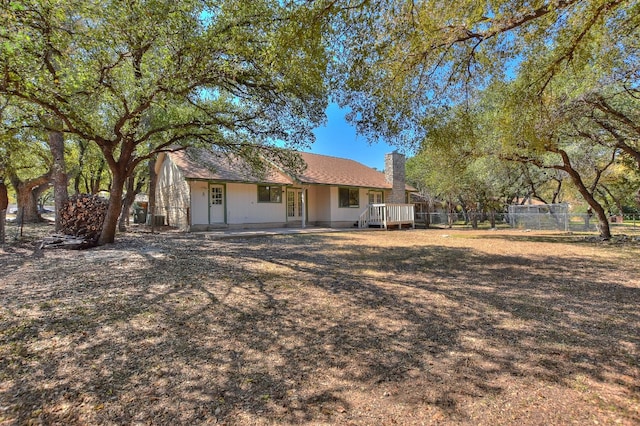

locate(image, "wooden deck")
[[358, 203, 415, 230]]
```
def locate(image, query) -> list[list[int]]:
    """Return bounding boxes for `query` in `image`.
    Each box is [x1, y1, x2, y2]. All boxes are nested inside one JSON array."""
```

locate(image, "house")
[[154, 147, 415, 231]]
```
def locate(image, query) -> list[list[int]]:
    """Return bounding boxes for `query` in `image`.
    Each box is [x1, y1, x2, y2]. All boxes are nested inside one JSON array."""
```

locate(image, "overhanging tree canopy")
[[1, 0, 331, 243], [329, 0, 639, 238], [331, 0, 638, 145]]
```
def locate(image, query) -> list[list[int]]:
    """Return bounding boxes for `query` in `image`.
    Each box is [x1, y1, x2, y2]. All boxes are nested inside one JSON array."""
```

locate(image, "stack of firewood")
[[60, 193, 109, 239], [42, 194, 108, 249]]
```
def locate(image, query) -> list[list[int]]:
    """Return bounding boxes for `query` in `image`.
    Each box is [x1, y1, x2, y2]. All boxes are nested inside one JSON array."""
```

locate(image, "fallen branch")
[[40, 233, 98, 250]]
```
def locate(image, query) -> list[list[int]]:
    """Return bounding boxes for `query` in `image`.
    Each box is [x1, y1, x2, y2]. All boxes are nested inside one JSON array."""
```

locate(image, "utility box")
[[133, 202, 148, 223], [146, 214, 165, 226]]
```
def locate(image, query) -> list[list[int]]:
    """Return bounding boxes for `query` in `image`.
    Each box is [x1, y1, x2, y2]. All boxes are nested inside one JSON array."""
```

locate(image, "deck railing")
[[358, 203, 415, 229]]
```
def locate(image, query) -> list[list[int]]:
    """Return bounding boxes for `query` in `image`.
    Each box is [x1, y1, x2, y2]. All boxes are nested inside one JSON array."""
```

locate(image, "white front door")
[[287, 189, 303, 222], [209, 184, 225, 224]]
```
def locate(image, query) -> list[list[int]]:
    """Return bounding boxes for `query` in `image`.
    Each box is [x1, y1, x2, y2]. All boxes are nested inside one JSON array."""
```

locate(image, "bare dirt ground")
[[1, 223, 639, 425]]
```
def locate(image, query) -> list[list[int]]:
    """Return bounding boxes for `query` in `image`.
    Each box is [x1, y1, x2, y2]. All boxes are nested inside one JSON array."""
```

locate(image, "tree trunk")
[[15, 185, 41, 223], [557, 149, 611, 239], [0, 209, 5, 244], [10, 173, 51, 224], [0, 180, 7, 212], [0, 180, 7, 244], [423, 201, 431, 228], [74, 140, 88, 194], [458, 197, 469, 224], [118, 173, 146, 232], [78, 156, 106, 194], [147, 157, 157, 231], [584, 209, 593, 231], [99, 171, 126, 245], [118, 176, 135, 232], [447, 200, 454, 228], [591, 206, 610, 238], [97, 131, 141, 245], [48, 129, 68, 231], [103, 49, 147, 242], [90, 157, 106, 194]]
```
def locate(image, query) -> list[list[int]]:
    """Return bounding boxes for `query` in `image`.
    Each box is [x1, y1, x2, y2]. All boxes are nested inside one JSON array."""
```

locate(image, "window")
[[287, 191, 295, 216], [210, 186, 223, 205], [258, 185, 282, 203], [339, 187, 359, 208], [368, 191, 383, 204]]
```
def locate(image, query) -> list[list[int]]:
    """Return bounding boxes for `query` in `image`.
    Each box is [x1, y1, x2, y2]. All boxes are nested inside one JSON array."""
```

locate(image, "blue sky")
[[306, 103, 403, 171]]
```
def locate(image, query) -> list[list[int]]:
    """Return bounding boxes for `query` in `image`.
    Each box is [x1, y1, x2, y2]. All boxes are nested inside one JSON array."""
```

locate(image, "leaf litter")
[[0, 226, 639, 425]]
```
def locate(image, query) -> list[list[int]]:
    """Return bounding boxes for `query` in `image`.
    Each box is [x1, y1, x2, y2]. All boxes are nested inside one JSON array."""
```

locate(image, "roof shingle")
[[170, 149, 293, 185], [294, 152, 392, 188], [169, 148, 413, 190]]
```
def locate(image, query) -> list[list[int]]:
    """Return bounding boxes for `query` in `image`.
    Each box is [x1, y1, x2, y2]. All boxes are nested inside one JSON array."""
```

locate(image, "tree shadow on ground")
[[468, 230, 640, 248], [0, 231, 638, 424]]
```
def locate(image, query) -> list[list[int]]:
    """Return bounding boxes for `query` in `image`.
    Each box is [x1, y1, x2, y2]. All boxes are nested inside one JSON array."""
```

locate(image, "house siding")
[[154, 149, 415, 232], [327, 187, 369, 228], [307, 186, 331, 226], [226, 182, 286, 227], [189, 181, 210, 226], [289, 185, 388, 228], [156, 154, 190, 231]]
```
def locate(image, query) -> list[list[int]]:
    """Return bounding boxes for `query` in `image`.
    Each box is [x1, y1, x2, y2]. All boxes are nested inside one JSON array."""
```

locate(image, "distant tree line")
[[1, 0, 637, 243]]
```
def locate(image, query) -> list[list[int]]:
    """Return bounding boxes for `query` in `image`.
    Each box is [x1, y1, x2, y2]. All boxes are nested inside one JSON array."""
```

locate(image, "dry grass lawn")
[[1, 224, 639, 425]]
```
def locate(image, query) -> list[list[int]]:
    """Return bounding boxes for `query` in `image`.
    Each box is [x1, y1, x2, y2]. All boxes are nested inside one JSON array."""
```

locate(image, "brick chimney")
[[385, 151, 406, 204]]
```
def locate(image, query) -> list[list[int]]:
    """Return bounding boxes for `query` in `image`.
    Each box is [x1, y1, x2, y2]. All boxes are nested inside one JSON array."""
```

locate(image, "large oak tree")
[[1, 0, 330, 244]]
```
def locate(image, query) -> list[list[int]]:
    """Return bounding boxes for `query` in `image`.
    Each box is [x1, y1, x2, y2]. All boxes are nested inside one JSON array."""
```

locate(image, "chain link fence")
[[416, 205, 640, 231], [508, 204, 599, 232]]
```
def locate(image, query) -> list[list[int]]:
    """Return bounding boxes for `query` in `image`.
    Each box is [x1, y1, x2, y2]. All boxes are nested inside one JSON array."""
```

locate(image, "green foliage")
[[1, 0, 330, 162], [0, 97, 51, 182], [332, 0, 638, 146], [1, 0, 333, 242], [292, 0, 640, 234], [407, 101, 511, 212]]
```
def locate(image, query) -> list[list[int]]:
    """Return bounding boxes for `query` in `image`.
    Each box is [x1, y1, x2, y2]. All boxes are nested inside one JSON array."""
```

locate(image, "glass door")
[[287, 189, 303, 221]]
